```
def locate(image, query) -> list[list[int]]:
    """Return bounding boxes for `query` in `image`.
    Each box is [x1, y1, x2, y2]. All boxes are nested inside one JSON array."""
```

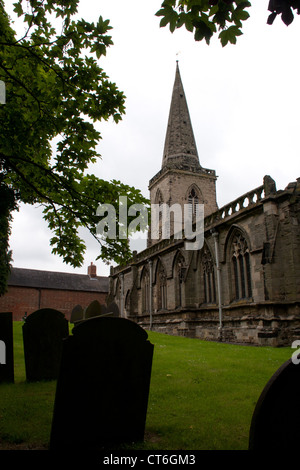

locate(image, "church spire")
[[162, 62, 200, 169]]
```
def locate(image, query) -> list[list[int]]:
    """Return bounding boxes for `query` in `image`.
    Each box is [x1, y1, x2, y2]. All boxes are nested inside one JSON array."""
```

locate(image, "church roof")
[[7, 267, 109, 293], [162, 61, 200, 170]]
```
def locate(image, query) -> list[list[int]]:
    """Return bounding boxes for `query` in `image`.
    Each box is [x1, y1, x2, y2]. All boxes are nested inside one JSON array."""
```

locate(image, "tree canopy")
[[0, 0, 149, 295], [156, 0, 300, 46]]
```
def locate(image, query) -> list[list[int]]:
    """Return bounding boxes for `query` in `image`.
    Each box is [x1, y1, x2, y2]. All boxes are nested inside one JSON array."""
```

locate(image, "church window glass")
[[231, 232, 252, 300]]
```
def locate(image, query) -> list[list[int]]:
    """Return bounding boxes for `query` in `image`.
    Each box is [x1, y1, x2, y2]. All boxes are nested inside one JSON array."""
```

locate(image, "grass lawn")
[[0, 321, 292, 450]]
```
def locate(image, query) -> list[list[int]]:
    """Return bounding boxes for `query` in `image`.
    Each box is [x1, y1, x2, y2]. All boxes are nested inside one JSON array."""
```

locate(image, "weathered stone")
[[83, 300, 107, 319], [107, 301, 119, 317], [23, 308, 69, 381], [108, 64, 300, 347], [249, 358, 300, 449], [0, 312, 14, 383], [50, 316, 154, 451], [70, 304, 83, 324]]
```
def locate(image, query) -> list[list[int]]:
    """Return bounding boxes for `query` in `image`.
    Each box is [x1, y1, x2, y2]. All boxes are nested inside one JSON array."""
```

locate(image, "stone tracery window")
[[231, 231, 252, 300], [188, 188, 199, 220], [175, 253, 186, 308], [141, 266, 150, 313], [157, 262, 167, 310], [124, 290, 130, 317], [155, 189, 164, 240], [202, 244, 216, 304]]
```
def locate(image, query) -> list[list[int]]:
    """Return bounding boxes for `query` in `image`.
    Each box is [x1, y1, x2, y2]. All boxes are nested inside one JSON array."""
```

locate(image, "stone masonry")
[[108, 63, 300, 347]]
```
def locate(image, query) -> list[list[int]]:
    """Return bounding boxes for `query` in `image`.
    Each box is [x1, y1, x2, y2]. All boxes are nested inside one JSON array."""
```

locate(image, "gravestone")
[[249, 358, 300, 450], [83, 300, 107, 319], [22, 308, 69, 381], [70, 304, 83, 324], [107, 301, 120, 317], [50, 316, 154, 451], [0, 312, 14, 383]]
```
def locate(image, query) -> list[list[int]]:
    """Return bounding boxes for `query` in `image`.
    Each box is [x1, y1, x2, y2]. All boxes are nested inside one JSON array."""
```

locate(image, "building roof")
[[162, 61, 200, 170], [8, 267, 109, 293]]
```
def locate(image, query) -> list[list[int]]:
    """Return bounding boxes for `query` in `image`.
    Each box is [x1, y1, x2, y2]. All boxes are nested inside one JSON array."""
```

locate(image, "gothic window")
[[202, 244, 216, 304], [175, 253, 186, 308], [141, 266, 150, 313], [115, 278, 121, 305], [157, 262, 167, 310], [155, 189, 164, 239], [231, 231, 252, 300], [188, 188, 199, 220], [124, 290, 130, 317]]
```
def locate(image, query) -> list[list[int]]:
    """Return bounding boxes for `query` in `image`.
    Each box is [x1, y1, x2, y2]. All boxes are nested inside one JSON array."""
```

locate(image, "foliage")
[[0, 0, 149, 294], [0, 180, 17, 295], [156, 0, 300, 46]]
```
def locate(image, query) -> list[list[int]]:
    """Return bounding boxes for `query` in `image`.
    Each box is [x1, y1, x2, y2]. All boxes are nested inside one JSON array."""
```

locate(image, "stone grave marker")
[[50, 316, 154, 451], [83, 300, 107, 319], [0, 312, 14, 383], [107, 301, 120, 317], [70, 304, 83, 324], [23, 308, 69, 381], [249, 358, 300, 450]]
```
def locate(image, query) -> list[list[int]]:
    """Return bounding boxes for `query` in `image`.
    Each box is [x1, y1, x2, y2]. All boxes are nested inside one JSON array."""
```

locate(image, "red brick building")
[[0, 263, 108, 321]]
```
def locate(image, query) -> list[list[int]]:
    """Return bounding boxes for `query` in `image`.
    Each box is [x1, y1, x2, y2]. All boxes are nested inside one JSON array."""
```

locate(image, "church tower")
[[148, 62, 218, 247]]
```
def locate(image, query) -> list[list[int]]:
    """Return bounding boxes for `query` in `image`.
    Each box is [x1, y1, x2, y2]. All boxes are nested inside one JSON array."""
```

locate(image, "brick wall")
[[0, 286, 107, 321]]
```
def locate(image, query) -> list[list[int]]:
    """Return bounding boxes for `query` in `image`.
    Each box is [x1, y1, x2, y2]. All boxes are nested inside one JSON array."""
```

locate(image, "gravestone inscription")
[[0, 312, 14, 383], [23, 308, 69, 381], [50, 316, 154, 451], [249, 358, 300, 450]]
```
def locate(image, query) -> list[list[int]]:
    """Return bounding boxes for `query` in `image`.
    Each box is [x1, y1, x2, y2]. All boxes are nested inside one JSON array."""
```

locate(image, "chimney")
[[88, 262, 97, 279]]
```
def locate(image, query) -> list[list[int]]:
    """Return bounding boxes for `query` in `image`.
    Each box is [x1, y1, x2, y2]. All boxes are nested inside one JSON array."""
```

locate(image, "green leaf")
[[193, 17, 215, 44], [183, 12, 195, 32], [219, 25, 242, 47], [13, 2, 23, 17], [161, 0, 177, 6]]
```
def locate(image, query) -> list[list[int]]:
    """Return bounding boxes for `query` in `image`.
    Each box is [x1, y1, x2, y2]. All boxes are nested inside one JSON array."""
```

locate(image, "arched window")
[[141, 266, 150, 313], [231, 231, 252, 300], [155, 189, 164, 240], [124, 290, 130, 317], [202, 244, 216, 304], [157, 261, 167, 310], [175, 253, 186, 308], [188, 188, 199, 220], [115, 278, 121, 307]]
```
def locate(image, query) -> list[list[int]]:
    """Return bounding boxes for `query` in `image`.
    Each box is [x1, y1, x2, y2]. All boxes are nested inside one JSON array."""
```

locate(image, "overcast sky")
[[7, 0, 300, 278]]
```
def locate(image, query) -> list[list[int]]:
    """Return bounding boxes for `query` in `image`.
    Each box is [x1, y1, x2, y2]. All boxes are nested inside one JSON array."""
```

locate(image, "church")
[[107, 62, 300, 347]]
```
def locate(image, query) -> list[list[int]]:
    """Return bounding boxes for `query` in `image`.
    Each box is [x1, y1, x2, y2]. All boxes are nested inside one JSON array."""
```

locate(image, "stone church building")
[[107, 63, 300, 346]]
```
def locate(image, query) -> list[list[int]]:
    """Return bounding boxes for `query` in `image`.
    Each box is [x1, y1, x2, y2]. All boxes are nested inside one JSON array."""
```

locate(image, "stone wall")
[[109, 177, 300, 347], [131, 301, 300, 347]]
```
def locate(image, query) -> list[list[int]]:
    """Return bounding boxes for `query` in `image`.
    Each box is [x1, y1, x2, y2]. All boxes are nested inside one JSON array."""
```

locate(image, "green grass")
[[0, 322, 292, 450]]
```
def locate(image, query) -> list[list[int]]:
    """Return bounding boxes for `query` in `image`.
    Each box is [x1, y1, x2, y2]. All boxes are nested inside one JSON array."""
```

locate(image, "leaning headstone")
[[83, 300, 107, 319], [50, 316, 154, 451], [249, 358, 300, 450], [0, 312, 14, 383], [22, 308, 69, 382], [107, 301, 120, 317], [70, 304, 83, 324]]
